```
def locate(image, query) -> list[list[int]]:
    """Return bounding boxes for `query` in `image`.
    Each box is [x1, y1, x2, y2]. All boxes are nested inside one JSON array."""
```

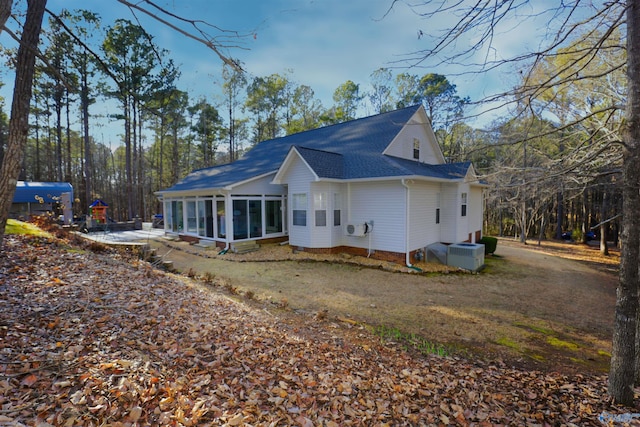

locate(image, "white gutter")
[[401, 179, 413, 268]]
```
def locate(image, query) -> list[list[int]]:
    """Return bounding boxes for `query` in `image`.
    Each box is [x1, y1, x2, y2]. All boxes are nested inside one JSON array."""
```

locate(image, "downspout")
[[401, 179, 421, 271]]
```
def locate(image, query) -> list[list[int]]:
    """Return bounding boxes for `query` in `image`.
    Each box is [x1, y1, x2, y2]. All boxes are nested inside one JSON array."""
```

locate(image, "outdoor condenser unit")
[[345, 223, 369, 237], [446, 243, 485, 272]]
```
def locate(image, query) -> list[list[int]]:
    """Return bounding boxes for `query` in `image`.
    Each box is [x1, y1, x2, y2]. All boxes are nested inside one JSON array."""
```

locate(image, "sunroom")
[[162, 194, 286, 242], [161, 166, 287, 247]]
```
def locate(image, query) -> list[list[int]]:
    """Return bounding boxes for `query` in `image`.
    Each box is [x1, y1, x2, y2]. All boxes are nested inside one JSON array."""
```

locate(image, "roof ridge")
[[294, 145, 343, 156], [256, 104, 422, 145]]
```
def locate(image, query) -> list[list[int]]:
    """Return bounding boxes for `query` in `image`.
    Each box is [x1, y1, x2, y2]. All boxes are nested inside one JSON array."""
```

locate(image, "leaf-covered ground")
[[0, 235, 635, 426]]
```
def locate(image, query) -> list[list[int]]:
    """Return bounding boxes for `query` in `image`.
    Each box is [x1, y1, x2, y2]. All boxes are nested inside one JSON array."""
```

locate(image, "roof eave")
[[226, 170, 279, 190], [155, 188, 229, 198], [317, 175, 472, 184]]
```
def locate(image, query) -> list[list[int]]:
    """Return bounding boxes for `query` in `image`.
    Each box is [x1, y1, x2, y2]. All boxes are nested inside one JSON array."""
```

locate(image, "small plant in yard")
[[88, 241, 108, 253], [314, 309, 328, 321], [219, 279, 238, 294], [244, 290, 255, 300], [202, 271, 215, 285], [373, 325, 449, 357]]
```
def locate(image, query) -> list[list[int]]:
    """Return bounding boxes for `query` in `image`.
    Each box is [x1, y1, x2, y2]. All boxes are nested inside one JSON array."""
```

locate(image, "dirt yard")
[[146, 237, 619, 373]]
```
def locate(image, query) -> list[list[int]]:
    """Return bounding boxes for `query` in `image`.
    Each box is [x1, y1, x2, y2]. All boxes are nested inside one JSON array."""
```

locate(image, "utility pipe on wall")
[[401, 179, 413, 268]]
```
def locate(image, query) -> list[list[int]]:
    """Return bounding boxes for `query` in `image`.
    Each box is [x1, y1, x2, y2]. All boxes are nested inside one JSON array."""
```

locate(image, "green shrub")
[[479, 236, 498, 255]]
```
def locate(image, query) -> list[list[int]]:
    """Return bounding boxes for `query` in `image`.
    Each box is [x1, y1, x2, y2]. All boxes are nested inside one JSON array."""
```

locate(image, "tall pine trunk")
[[600, 190, 609, 256], [81, 53, 93, 212], [609, 0, 640, 406], [0, 0, 47, 244]]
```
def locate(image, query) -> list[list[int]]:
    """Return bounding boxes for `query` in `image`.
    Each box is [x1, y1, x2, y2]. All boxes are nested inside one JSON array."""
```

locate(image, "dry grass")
[[149, 237, 619, 373]]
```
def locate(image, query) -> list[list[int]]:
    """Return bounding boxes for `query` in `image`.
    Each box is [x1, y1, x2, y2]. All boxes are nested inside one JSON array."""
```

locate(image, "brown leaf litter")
[[0, 234, 636, 426]]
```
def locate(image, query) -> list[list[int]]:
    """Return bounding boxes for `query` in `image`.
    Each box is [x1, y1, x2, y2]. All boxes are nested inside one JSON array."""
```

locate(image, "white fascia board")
[[335, 175, 461, 185], [224, 170, 278, 190], [271, 147, 320, 184], [155, 189, 227, 198]]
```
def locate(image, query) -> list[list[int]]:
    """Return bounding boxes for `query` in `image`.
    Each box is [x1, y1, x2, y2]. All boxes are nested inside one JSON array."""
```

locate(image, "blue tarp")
[[12, 181, 73, 204]]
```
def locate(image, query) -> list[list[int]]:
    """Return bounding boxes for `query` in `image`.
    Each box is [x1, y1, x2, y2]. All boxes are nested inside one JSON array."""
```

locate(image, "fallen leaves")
[[0, 234, 630, 425]]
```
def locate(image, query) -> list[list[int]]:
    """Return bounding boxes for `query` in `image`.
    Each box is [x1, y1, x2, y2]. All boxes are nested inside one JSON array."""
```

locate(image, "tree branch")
[[115, 0, 245, 73]]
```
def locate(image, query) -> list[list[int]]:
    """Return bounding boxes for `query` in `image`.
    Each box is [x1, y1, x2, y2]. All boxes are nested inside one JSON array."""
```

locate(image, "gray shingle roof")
[[159, 105, 471, 193], [294, 146, 344, 179]]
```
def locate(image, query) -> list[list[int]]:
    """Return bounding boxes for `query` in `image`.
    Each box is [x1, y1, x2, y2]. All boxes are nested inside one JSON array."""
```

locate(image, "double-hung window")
[[292, 193, 307, 226], [461, 192, 467, 217], [314, 192, 327, 226], [333, 193, 342, 226]]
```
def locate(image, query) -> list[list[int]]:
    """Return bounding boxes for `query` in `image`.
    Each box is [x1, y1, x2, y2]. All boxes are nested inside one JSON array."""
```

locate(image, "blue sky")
[[1, 0, 550, 139]]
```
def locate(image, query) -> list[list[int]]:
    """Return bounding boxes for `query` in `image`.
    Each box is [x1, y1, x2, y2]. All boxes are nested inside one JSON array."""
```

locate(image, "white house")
[[156, 105, 486, 266]]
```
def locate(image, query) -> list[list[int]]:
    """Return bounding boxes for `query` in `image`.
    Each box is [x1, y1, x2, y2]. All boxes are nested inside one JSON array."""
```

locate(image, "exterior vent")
[[345, 223, 369, 237], [446, 243, 485, 272]]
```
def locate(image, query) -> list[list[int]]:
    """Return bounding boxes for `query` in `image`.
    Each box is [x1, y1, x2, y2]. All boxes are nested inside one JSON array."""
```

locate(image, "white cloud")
[[239, 0, 429, 105]]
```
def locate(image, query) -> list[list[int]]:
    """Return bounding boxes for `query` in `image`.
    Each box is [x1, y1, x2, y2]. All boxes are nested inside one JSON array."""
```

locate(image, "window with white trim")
[[186, 200, 197, 233], [292, 193, 307, 226], [216, 199, 226, 238], [413, 138, 420, 159], [333, 193, 342, 226], [461, 192, 467, 217], [314, 192, 327, 227], [436, 192, 441, 224]]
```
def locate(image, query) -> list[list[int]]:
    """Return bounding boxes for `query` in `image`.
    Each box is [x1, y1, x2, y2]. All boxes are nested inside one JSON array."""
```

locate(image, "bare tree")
[[613, 0, 640, 405], [388, 0, 636, 404], [0, 0, 47, 243], [0, 0, 10, 33], [0, 0, 246, 242]]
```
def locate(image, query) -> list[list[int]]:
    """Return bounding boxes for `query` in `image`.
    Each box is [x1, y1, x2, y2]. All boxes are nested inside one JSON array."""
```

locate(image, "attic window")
[[413, 138, 420, 160]]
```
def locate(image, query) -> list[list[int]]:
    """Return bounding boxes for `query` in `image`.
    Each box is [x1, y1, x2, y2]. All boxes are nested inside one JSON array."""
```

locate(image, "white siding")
[[331, 189, 347, 247], [308, 182, 341, 248], [281, 158, 314, 248], [457, 184, 471, 242], [383, 115, 443, 164], [440, 184, 458, 243], [407, 182, 441, 250], [344, 181, 406, 253], [231, 173, 284, 195], [468, 185, 484, 240]]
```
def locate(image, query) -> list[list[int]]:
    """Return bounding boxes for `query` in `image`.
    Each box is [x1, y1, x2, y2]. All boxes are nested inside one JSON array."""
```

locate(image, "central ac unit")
[[345, 223, 368, 237], [446, 243, 485, 272]]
